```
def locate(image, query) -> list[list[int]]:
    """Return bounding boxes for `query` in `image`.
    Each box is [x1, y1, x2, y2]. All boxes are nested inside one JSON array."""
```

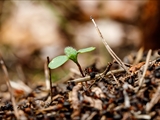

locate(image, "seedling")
[[48, 46, 95, 77]]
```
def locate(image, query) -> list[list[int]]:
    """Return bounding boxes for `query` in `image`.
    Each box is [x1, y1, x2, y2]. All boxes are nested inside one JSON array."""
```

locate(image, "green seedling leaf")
[[64, 47, 78, 63], [77, 47, 96, 53], [48, 55, 68, 69]]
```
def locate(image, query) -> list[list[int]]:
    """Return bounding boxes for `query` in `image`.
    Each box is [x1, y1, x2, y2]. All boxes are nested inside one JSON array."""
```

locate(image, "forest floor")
[[0, 49, 160, 120]]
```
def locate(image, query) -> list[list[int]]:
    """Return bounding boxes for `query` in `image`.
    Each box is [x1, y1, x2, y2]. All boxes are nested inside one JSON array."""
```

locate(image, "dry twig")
[[133, 47, 144, 64], [47, 56, 52, 103], [90, 16, 130, 74], [0, 56, 19, 119], [44, 58, 50, 90], [146, 85, 160, 112], [137, 49, 152, 91], [70, 68, 124, 83], [111, 71, 120, 87]]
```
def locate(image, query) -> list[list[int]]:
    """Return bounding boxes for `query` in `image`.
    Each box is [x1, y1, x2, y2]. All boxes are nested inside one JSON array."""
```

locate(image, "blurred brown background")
[[0, 0, 159, 84]]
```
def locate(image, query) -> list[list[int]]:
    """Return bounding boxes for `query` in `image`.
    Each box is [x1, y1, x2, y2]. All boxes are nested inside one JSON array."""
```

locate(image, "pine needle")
[[137, 49, 152, 92], [90, 16, 130, 74]]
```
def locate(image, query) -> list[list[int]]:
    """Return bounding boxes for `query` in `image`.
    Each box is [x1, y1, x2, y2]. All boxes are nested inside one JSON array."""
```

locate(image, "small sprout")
[[64, 47, 78, 63], [48, 55, 68, 69], [77, 47, 96, 54], [48, 46, 95, 77]]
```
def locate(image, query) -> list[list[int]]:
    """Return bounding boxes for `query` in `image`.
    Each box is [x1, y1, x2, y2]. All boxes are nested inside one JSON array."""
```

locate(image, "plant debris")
[[0, 49, 160, 120]]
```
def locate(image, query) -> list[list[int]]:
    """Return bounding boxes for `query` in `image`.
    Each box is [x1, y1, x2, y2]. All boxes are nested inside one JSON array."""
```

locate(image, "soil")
[[0, 50, 160, 120]]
